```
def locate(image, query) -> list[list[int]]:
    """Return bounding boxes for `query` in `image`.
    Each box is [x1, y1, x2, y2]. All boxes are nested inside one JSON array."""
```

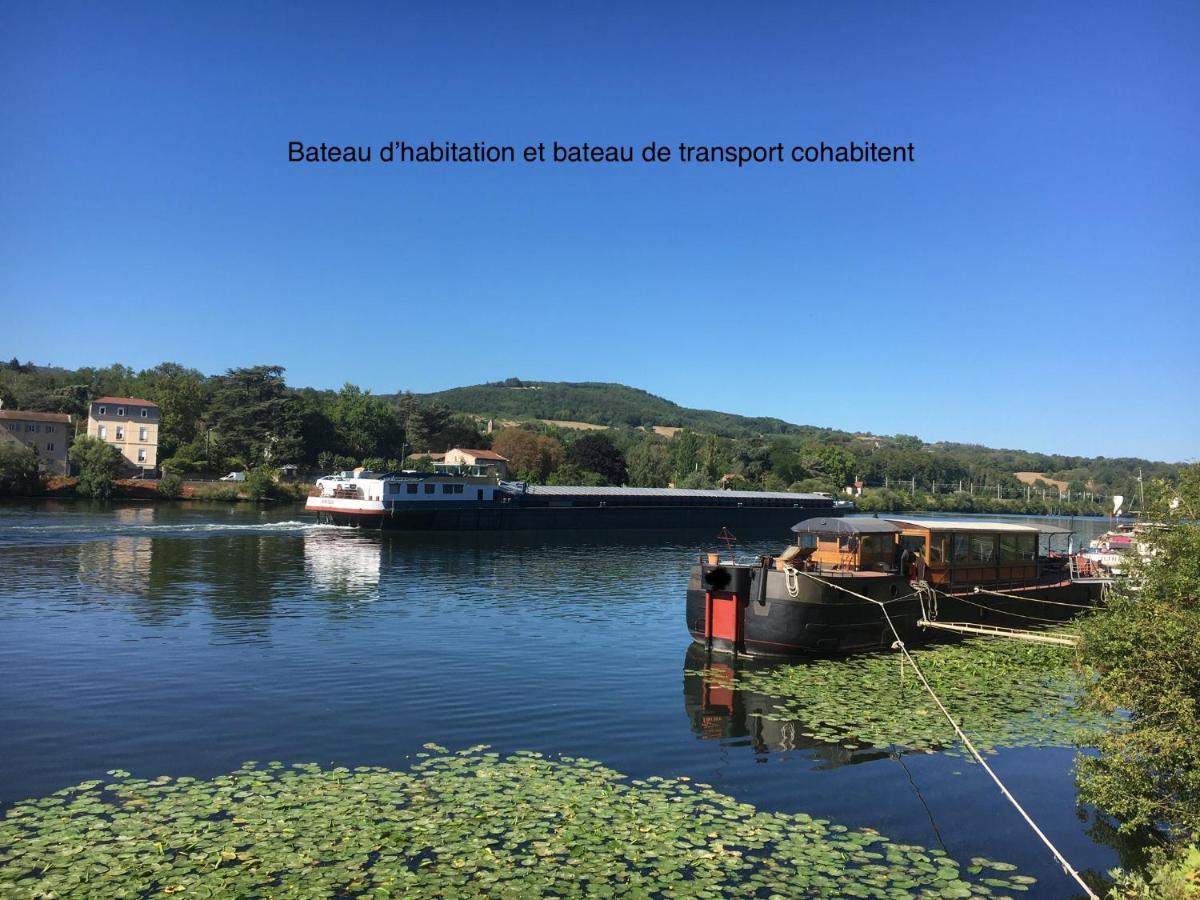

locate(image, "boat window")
[[970, 535, 996, 563], [929, 538, 944, 563], [1019, 533, 1037, 560], [952, 534, 970, 562], [796, 534, 818, 549], [900, 535, 926, 557], [406, 483, 418, 494], [455, 484, 464, 494], [424, 484, 436, 494], [860, 534, 892, 559], [389, 482, 403, 495], [999, 534, 1022, 562]]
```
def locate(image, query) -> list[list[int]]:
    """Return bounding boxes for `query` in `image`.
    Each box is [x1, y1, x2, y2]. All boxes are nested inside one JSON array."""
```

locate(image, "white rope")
[[797, 571, 1100, 900]]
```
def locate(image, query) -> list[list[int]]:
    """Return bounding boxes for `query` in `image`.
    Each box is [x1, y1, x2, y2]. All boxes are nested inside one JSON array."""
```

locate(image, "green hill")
[[419, 380, 847, 440]]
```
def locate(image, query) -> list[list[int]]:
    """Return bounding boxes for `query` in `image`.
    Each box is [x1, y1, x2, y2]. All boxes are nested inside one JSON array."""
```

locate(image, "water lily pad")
[[0, 747, 1035, 898]]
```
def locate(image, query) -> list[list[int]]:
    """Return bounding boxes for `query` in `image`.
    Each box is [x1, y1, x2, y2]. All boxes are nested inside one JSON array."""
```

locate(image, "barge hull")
[[315, 503, 840, 533], [685, 563, 1103, 656]]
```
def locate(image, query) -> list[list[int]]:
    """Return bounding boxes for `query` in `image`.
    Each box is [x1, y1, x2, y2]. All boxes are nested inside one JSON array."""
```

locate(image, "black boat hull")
[[686, 561, 1104, 656], [319, 502, 840, 533]]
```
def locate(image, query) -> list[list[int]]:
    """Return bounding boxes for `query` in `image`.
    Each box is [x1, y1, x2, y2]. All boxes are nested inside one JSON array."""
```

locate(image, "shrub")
[[70, 436, 121, 500], [244, 467, 278, 501], [0, 443, 42, 495], [157, 472, 184, 499]]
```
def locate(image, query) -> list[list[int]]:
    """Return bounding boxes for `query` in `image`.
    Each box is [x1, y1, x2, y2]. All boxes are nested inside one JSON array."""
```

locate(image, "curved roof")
[[790, 516, 901, 535]]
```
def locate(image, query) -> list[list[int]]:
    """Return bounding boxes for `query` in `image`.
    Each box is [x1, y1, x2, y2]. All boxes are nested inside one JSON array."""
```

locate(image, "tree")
[[627, 441, 672, 487], [207, 366, 304, 466], [138, 362, 208, 458], [892, 434, 924, 451], [1077, 465, 1200, 842], [330, 384, 403, 460], [71, 436, 122, 499], [546, 463, 604, 486], [0, 443, 41, 495], [566, 433, 627, 486], [491, 429, 562, 482]]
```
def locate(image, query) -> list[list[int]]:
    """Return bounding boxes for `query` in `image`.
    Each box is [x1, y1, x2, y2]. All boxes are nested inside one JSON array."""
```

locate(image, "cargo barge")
[[687, 516, 1106, 656], [306, 470, 852, 532]]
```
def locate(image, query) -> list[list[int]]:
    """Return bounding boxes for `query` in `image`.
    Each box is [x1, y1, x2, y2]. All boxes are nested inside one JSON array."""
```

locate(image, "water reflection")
[[682, 644, 895, 767], [304, 529, 382, 599]]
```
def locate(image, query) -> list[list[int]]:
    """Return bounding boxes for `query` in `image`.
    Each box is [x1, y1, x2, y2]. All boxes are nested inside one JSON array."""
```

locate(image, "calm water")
[[0, 502, 1125, 897]]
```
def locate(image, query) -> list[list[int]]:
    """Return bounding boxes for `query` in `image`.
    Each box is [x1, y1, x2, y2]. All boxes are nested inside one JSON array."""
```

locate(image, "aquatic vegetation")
[[713, 634, 1111, 758], [0, 745, 1035, 898]]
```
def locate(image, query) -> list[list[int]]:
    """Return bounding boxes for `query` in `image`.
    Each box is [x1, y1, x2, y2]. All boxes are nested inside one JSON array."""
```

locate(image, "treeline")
[[0, 361, 1178, 508], [422, 379, 1179, 497]]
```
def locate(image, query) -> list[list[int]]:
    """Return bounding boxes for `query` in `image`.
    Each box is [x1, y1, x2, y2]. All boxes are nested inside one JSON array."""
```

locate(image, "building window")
[[46, 425, 54, 433], [139, 427, 148, 442], [98, 426, 107, 440], [98, 406, 106, 415], [27, 424, 38, 432], [117, 407, 125, 417], [140, 409, 148, 418], [137, 448, 146, 462], [116, 426, 125, 440], [46, 443, 54, 452]]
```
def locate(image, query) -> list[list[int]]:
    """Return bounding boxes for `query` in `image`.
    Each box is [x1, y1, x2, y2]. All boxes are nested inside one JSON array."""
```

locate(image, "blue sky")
[[1, 2, 1196, 460]]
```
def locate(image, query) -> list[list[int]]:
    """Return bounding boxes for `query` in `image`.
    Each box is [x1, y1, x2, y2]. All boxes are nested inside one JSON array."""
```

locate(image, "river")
[[0, 502, 1127, 897]]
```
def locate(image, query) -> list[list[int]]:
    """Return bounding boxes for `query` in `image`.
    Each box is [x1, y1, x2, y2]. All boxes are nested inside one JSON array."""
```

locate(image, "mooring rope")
[[797, 571, 1100, 900], [970, 586, 1098, 610]]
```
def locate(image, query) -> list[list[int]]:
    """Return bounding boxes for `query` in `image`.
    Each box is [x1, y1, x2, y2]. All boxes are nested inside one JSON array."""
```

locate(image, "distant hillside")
[[419, 380, 848, 440]]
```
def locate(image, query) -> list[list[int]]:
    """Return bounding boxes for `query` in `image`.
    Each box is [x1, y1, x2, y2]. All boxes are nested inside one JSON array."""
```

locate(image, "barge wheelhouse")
[[687, 516, 1105, 657]]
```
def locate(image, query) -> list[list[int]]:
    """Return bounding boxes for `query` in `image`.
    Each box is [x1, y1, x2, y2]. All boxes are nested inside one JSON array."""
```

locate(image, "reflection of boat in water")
[[303, 529, 382, 596], [681, 645, 892, 765], [306, 469, 850, 532], [686, 516, 1106, 656]]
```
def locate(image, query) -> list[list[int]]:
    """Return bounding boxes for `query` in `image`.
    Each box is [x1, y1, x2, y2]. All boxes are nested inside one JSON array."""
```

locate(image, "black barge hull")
[[686, 561, 1104, 656], [318, 503, 840, 534]]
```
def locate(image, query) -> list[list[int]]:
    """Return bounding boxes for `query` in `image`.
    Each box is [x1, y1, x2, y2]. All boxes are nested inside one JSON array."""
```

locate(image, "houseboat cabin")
[[785, 517, 1072, 589]]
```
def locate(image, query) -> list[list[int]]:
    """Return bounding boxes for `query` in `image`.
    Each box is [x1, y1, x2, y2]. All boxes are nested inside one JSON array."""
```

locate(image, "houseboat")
[[686, 516, 1106, 656], [306, 470, 853, 532]]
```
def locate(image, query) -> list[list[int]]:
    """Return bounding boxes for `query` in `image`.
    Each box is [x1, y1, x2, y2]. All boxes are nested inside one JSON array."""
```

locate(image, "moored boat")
[[686, 516, 1106, 656]]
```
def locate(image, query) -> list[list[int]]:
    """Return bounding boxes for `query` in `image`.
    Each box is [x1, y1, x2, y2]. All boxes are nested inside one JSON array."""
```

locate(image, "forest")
[[0, 361, 1179, 512]]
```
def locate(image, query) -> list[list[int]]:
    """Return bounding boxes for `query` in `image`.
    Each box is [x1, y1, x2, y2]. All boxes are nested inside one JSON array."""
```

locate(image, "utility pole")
[[1138, 467, 1144, 510], [910, 476, 915, 495]]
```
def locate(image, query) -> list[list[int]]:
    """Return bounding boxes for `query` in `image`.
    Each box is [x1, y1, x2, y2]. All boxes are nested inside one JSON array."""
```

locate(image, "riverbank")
[[2, 476, 312, 503]]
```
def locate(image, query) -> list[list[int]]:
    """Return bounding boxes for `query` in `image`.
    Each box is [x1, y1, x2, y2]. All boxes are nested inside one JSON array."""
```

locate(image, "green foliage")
[[329, 384, 402, 460], [625, 440, 672, 487], [69, 436, 121, 500], [243, 467, 279, 502], [491, 429, 562, 482], [138, 362, 207, 458], [1077, 466, 1200, 840], [422, 380, 819, 437], [207, 366, 304, 467], [0, 443, 42, 495], [705, 632, 1108, 759], [0, 746, 1036, 898], [156, 472, 184, 499], [1106, 843, 1200, 899], [546, 463, 604, 487], [565, 432, 627, 485], [190, 483, 241, 502]]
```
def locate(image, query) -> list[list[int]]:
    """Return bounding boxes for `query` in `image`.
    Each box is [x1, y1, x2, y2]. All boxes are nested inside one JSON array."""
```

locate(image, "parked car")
[[219, 471, 247, 482]]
